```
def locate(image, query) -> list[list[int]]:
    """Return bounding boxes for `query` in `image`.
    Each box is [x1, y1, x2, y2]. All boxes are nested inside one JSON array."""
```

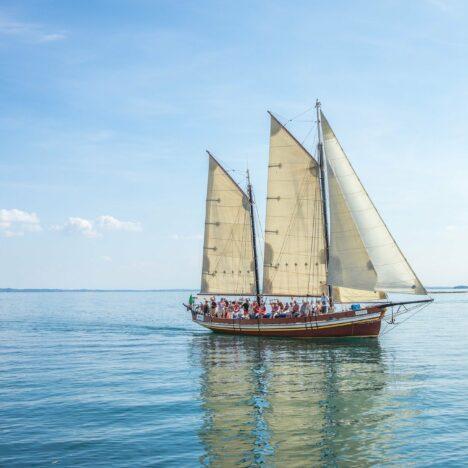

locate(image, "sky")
[[0, 0, 467, 289]]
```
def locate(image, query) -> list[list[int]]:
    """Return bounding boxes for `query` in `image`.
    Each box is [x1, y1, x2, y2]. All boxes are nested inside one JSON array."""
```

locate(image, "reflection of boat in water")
[[192, 334, 389, 465], [187, 101, 432, 338]]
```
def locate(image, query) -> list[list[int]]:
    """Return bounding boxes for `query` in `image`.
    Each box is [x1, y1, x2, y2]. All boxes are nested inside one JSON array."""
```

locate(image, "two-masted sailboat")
[[186, 101, 432, 338]]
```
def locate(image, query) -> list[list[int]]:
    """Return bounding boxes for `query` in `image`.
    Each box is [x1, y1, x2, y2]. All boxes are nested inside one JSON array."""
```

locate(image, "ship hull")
[[190, 307, 384, 339]]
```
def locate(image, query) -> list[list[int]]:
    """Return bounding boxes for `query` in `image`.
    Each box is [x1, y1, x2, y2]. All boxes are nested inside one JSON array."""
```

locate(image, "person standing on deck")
[[210, 297, 217, 316], [292, 301, 300, 317], [315, 300, 322, 314], [321, 293, 329, 314], [188, 294, 195, 308], [300, 300, 307, 317], [242, 299, 250, 316]]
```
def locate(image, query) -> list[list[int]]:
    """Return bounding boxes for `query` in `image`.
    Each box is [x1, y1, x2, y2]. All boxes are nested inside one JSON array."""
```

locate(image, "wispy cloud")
[[38, 33, 67, 43], [0, 13, 66, 43], [0, 209, 41, 237], [53, 215, 143, 238], [423, 0, 454, 12], [443, 224, 468, 236], [97, 215, 142, 232]]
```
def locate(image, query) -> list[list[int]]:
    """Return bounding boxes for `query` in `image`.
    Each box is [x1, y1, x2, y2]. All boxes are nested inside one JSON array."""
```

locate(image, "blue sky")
[[0, 0, 466, 288]]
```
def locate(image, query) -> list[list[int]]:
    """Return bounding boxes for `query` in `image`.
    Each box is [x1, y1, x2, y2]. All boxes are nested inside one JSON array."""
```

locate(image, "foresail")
[[263, 114, 327, 296], [201, 154, 256, 295], [327, 159, 379, 292], [322, 113, 426, 295]]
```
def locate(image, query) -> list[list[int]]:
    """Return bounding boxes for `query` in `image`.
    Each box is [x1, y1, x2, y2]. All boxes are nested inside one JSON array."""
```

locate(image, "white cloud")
[[97, 215, 142, 232], [101, 256, 112, 262], [53, 217, 100, 238], [0, 209, 41, 237], [53, 215, 142, 238]]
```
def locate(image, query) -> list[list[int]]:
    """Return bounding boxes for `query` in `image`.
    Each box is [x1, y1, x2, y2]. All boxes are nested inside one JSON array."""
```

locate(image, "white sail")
[[201, 154, 256, 295], [322, 112, 426, 295], [326, 158, 379, 292], [263, 114, 327, 296]]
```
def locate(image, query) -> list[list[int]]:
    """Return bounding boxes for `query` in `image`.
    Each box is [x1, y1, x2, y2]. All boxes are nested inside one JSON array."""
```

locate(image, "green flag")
[[189, 294, 195, 305]]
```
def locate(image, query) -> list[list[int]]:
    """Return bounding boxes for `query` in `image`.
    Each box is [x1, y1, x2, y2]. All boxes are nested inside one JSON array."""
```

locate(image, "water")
[[1, 292, 467, 467]]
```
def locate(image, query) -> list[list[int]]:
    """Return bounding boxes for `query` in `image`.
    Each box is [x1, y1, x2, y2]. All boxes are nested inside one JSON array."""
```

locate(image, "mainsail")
[[200, 153, 256, 295], [321, 112, 426, 295], [263, 113, 327, 296]]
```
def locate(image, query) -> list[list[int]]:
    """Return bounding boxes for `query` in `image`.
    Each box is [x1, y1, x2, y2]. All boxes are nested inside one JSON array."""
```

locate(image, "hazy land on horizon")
[[0, 286, 466, 293]]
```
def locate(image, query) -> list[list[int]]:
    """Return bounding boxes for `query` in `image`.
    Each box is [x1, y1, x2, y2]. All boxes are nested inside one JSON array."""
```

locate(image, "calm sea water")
[[0, 291, 467, 467]]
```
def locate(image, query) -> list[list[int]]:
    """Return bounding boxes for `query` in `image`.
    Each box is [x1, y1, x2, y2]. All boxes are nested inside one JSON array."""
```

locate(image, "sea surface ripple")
[[1, 291, 467, 466]]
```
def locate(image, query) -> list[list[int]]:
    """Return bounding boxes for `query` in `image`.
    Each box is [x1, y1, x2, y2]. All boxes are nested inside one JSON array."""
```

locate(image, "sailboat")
[[186, 101, 433, 338]]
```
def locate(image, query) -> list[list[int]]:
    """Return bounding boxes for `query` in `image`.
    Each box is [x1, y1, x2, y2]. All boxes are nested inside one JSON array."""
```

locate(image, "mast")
[[247, 169, 261, 304], [315, 99, 332, 300]]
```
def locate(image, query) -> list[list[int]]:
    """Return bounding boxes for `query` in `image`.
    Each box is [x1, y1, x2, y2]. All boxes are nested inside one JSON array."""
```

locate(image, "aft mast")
[[247, 170, 261, 304], [315, 99, 332, 300]]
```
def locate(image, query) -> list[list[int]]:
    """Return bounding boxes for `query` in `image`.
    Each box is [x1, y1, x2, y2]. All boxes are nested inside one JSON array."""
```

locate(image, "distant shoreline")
[[0, 287, 466, 293], [0, 288, 197, 293], [427, 290, 468, 294]]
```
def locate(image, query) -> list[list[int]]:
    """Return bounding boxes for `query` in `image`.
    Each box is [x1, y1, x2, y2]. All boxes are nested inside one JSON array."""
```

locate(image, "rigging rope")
[[380, 302, 431, 336], [284, 105, 316, 126]]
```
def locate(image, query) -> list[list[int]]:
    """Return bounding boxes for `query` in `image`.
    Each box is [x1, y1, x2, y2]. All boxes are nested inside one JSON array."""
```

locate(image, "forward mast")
[[246, 169, 261, 304]]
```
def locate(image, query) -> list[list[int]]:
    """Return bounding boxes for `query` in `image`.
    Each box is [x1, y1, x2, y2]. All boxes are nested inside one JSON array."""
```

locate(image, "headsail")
[[201, 153, 256, 295], [326, 157, 379, 292], [321, 113, 426, 295], [263, 113, 327, 296]]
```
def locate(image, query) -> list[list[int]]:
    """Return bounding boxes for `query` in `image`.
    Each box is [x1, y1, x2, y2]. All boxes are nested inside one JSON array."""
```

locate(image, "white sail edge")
[[321, 112, 427, 296]]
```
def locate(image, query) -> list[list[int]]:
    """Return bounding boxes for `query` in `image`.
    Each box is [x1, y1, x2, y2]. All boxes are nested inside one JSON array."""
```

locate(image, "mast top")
[[205, 150, 249, 198], [315, 99, 321, 110]]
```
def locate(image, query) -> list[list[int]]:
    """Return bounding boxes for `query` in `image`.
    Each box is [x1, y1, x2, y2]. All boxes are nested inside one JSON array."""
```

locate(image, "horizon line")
[[0, 286, 466, 293], [0, 288, 198, 292]]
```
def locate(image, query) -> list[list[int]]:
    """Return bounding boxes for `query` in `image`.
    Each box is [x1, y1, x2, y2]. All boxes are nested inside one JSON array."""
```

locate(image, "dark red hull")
[[191, 307, 384, 338]]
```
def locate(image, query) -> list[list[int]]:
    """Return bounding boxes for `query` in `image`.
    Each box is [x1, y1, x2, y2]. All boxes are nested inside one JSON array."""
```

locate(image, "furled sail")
[[201, 154, 256, 295], [333, 286, 386, 303], [322, 113, 426, 295], [263, 114, 327, 296]]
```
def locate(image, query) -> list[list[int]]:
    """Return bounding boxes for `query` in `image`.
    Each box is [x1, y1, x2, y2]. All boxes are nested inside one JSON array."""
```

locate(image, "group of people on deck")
[[191, 295, 331, 319]]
